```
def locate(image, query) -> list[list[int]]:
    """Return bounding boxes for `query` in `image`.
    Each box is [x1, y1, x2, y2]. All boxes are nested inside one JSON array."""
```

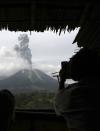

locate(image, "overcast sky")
[[0, 28, 80, 77]]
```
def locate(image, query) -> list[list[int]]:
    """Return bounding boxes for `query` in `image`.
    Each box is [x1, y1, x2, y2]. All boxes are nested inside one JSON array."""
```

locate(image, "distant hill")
[[0, 69, 58, 93]]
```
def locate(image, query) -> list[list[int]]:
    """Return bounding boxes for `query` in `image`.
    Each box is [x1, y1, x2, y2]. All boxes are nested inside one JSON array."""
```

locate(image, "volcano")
[[0, 69, 58, 93]]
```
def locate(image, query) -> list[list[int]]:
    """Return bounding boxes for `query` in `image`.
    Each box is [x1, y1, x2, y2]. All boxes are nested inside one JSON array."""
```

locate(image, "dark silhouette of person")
[[54, 48, 100, 131], [0, 89, 15, 131]]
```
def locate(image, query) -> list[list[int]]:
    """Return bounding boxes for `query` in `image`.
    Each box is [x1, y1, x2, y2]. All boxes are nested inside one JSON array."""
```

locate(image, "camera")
[[60, 61, 71, 79], [58, 61, 71, 89]]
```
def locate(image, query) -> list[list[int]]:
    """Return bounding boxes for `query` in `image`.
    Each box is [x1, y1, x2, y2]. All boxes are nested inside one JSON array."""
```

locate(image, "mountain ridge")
[[0, 69, 58, 93]]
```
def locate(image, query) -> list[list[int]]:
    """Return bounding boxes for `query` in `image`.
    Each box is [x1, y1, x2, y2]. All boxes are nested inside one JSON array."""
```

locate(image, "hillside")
[[0, 69, 58, 93]]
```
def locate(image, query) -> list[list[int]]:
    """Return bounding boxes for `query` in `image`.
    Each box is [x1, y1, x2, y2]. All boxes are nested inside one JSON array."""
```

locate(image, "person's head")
[[0, 89, 15, 131], [70, 48, 100, 81]]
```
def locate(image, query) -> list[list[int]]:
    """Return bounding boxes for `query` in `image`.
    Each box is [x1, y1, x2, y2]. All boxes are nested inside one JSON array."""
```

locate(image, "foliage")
[[15, 90, 56, 109]]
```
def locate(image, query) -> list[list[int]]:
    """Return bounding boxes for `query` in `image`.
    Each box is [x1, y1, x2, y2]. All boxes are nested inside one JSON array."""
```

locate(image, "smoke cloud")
[[14, 34, 32, 67], [0, 34, 32, 78]]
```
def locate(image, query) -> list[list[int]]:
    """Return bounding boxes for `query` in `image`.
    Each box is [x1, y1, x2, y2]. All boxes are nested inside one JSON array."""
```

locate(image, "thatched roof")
[[0, 0, 90, 32], [73, 2, 100, 50], [0, 0, 100, 49]]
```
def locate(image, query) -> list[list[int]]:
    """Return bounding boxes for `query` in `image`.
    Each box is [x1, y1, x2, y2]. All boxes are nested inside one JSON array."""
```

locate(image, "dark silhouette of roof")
[[0, 1, 95, 32], [0, 1, 100, 49]]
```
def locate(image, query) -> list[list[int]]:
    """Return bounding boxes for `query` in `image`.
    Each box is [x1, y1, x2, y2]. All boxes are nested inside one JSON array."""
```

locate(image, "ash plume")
[[14, 34, 32, 68]]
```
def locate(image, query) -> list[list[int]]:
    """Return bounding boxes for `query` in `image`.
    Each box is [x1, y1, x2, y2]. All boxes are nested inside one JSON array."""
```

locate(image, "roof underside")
[[0, 0, 89, 32], [0, 0, 100, 49]]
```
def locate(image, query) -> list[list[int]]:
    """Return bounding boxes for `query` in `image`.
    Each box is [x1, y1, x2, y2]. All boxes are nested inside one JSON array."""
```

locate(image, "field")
[[15, 90, 56, 109]]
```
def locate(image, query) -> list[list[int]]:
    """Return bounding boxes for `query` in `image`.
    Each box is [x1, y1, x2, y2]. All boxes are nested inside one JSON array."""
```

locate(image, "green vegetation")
[[15, 91, 56, 109]]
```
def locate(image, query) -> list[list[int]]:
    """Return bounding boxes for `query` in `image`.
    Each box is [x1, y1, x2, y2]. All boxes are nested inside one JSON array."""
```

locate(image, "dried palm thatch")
[[0, 0, 88, 33], [0, 0, 100, 49]]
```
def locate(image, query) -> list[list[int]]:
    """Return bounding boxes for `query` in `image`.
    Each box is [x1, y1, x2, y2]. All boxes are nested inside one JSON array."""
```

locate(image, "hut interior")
[[0, 0, 100, 131]]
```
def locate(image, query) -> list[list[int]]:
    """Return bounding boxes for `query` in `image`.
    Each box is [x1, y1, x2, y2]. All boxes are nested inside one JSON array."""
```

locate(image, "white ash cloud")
[[14, 34, 32, 66], [0, 34, 32, 78]]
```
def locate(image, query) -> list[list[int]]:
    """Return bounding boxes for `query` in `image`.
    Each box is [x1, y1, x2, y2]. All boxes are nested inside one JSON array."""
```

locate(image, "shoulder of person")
[[54, 83, 78, 115]]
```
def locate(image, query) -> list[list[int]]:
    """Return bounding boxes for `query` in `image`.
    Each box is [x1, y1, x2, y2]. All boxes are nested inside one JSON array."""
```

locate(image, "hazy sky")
[[0, 28, 80, 77]]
